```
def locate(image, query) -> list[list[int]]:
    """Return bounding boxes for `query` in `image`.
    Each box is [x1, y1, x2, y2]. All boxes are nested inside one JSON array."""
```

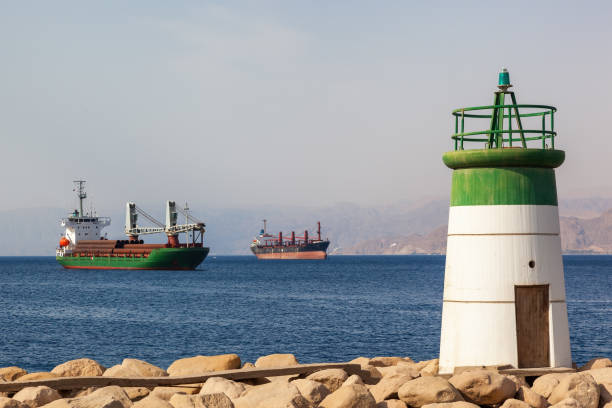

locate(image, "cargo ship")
[[56, 181, 209, 270], [250, 220, 330, 259]]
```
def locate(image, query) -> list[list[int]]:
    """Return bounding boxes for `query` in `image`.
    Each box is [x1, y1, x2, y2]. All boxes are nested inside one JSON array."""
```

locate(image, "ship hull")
[[57, 247, 209, 270], [251, 241, 329, 260]]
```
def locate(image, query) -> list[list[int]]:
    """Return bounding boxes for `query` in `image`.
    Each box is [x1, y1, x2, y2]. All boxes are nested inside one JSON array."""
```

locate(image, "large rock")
[[548, 373, 599, 408], [377, 366, 419, 379], [580, 360, 612, 372], [121, 360, 167, 378], [169, 393, 233, 408], [232, 381, 310, 408], [51, 359, 105, 377], [549, 398, 581, 408], [123, 387, 149, 401], [584, 369, 612, 385], [533, 375, 571, 399], [370, 374, 413, 402], [501, 399, 532, 408], [13, 386, 61, 407], [370, 358, 408, 368], [419, 360, 439, 377], [376, 401, 407, 408], [421, 403, 480, 408], [200, 377, 246, 400], [306, 369, 349, 393], [103, 366, 139, 378], [517, 386, 550, 408], [291, 379, 330, 405], [41, 386, 132, 408], [17, 373, 59, 382], [398, 377, 464, 408], [150, 387, 198, 401], [319, 384, 376, 408], [0, 398, 29, 408], [167, 355, 241, 377], [0, 368, 27, 382], [343, 376, 365, 387], [254, 354, 299, 368], [506, 375, 529, 393], [133, 396, 173, 408], [448, 369, 516, 405]]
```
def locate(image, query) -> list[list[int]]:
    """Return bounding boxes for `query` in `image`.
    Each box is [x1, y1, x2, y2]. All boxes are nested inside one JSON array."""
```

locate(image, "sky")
[[1, 1, 612, 215]]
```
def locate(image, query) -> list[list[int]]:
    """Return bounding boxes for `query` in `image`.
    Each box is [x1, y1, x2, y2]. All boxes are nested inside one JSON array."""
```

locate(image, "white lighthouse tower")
[[438, 69, 572, 374]]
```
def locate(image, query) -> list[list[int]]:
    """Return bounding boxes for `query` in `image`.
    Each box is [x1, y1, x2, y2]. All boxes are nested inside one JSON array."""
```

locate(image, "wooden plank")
[[499, 367, 575, 376], [515, 285, 550, 368], [0, 363, 361, 393]]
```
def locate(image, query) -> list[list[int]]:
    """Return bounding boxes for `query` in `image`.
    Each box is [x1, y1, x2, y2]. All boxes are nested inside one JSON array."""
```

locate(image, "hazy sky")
[[2, 1, 611, 214]]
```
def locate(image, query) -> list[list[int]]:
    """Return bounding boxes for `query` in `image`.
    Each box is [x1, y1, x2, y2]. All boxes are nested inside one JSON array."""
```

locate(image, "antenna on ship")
[[263, 219, 267, 234], [73, 180, 86, 216]]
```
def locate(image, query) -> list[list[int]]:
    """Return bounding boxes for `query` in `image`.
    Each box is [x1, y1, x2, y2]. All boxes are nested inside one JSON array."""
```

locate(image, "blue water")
[[0, 255, 609, 372]]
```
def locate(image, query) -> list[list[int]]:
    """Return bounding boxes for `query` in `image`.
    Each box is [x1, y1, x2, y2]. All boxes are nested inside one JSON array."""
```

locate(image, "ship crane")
[[125, 201, 206, 247]]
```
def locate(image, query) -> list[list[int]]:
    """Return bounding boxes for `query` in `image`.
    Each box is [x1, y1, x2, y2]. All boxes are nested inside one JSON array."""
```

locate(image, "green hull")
[[56, 247, 209, 270]]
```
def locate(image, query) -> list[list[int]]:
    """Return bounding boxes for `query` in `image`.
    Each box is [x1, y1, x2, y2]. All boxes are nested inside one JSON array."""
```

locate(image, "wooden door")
[[515, 285, 550, 368]]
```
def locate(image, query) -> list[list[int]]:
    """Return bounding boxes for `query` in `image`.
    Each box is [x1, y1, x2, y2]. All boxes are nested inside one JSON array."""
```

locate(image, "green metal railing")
[[451, 103, 557, 151]]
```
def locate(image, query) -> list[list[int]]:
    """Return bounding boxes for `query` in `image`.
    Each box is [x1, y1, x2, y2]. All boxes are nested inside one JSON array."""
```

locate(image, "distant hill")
[[1, 197, 611, 256]]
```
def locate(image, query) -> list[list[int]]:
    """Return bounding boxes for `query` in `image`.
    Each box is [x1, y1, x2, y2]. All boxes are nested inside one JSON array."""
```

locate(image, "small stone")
[[254, 354, 299, 368], [51, 359, 105, 377], [419, 360, 439, 377], [517, 386, 550, 408], [200, 377, 246, 400], [291, 379, 330, 405], [548, 373, 600, 408], [506, 375, 529, 393], [13, 386, 61, 408], [319, 384, 376, 408], [167, 355, 241, 376], [579, 359, 612, 372], [533, 374, 570, 399], [448, 369, 516, 405], [307, 369, 349, 393], [242, 363, 255, 370], [398, 377, 463, 408], [0, 368, 27, 382], [123, 387, 150, 401], [150, 387, 198, 401]]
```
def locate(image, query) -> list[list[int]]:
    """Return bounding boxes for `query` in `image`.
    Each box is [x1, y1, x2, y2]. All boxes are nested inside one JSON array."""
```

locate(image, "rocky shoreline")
[[0, 354, 611, 408]]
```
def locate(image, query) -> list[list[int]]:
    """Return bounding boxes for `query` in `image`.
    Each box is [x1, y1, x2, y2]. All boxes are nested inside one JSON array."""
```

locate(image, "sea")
[[0, 255, 609, 372]]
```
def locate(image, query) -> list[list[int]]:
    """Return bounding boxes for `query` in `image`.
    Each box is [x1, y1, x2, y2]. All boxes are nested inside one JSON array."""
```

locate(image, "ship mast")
[[73, 180, 86, 216]]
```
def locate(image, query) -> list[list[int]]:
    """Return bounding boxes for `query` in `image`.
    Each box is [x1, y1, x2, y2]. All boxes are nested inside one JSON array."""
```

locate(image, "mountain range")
[[1, 197, 611, 256]]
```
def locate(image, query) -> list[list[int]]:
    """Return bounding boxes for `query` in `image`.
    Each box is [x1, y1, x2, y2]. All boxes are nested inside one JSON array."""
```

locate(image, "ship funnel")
[[166, 201, 178, 229]]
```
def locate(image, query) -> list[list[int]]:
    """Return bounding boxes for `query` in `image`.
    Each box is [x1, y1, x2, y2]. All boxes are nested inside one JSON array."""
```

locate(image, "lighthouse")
[[438, 69, 572, 374]]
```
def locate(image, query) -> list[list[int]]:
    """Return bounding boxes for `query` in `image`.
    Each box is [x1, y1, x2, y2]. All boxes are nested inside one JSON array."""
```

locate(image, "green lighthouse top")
[[444, 69, 564, 169]]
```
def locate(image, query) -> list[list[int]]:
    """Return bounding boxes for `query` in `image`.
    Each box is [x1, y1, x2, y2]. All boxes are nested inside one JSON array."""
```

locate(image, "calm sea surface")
[[0, 255, 609, 372]]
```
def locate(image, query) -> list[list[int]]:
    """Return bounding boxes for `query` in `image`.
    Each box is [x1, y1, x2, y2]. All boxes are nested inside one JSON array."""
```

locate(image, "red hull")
[[254, 251, 327, 260]]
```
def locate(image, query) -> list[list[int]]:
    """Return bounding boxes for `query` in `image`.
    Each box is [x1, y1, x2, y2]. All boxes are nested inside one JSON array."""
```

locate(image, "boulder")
[[377, 366, 419, 379], [103, 366, 139, 378], [232, 381, 309, 408], [350, 358, 371, 368], [517, 386, 550, 408], [584, 369, 612, 385], [370, 374, 414, 402], [550, 398, 581, 408], [319, 384, 376, 408], [533, 374, 571, 399], [61, 388, 97, 399], [150, 387, 198, 401], [0, 398, 29, 408], [448, 369, 516, 405], [548, 373, 599, 408], [370, 358, 408, 368], [376, 401, 407, 408], [123, 387, 149, 401], [133, 396, 173, 408], [306, 369, 349, 393], [419, 360, 439, 377], [200, 377, 246, 400], [169, 393, 233, 408], [13, 386, 61, 407], [122, 359, 167, 378], [167, 355, 241, 377], [506, 375, 529, 393], [17, 373, 59, 382], [40, 386, 132, 408], [580, 360, 612, 372], [51, 359, 105, 377], [398, 377, 463, 408], [0, 368, 27, 382], [501, 399, 532, 408], [344, 376, 365, 387], [254, 354, 299, 368], [291, 379, 330, 405], [421, 403, 480, 408]]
